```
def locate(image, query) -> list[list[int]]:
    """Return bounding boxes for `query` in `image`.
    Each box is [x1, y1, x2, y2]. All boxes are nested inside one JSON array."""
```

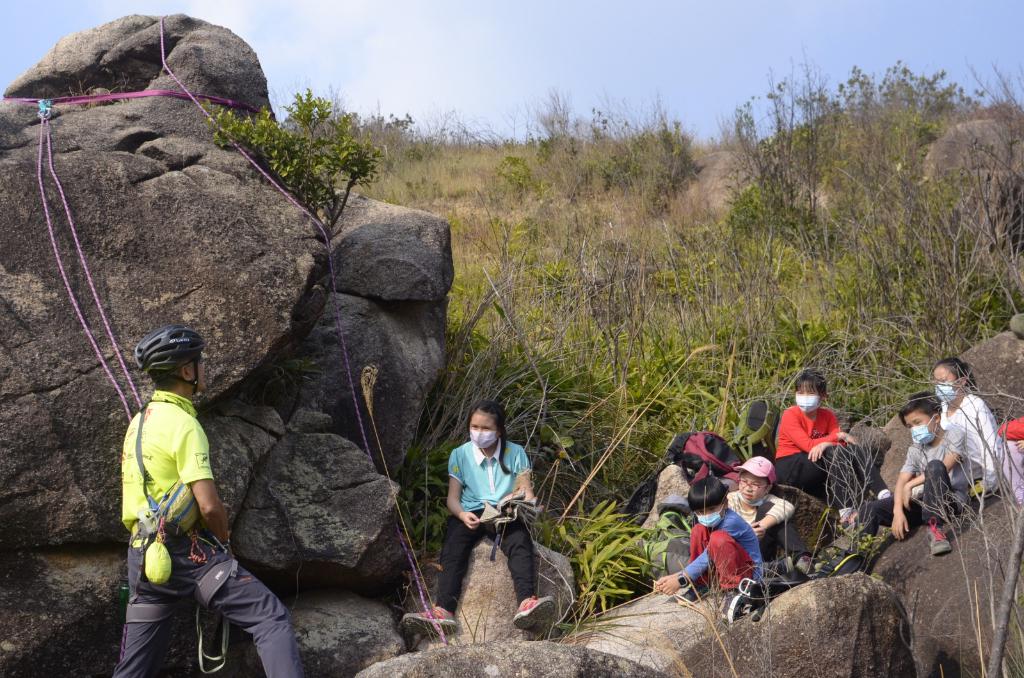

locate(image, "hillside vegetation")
[[355, 65, 1024, 603]]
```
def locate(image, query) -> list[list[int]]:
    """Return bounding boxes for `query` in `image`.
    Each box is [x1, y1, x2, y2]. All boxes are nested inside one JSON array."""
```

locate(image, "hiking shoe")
[[400, 607, 457, 636], [927, 518, 952, 556], [513, 595, 555, 630], [794, 553, 813, 575]]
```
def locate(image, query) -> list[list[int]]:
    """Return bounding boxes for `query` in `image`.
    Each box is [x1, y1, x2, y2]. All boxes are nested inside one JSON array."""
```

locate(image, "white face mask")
[[470, 429, 498, 449], [795, 394, 821, 413]]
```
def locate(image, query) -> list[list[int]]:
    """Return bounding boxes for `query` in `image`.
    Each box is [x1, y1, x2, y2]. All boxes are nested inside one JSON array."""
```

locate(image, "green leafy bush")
[[210, 90, 382, 234]]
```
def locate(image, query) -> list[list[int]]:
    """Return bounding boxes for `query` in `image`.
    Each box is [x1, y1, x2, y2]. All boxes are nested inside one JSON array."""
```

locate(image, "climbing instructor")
[[113, 324, 303, 677]]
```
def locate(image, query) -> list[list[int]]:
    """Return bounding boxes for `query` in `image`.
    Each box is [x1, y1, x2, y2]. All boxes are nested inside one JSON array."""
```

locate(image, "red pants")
[[689, 525, 755, 589]]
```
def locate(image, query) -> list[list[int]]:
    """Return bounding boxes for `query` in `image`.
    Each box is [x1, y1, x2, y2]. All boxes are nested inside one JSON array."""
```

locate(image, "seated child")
[[856, 392, 972, 556], [400, 400, 554, 635], [654, 476, 762, 600], [774, 368, 889, 520], [728, 456, 811, 572], [933, 357, 1003, 498]]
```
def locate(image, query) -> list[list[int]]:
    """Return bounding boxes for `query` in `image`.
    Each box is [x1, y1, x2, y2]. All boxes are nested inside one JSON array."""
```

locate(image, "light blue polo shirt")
[[448, 440, 531, 512]]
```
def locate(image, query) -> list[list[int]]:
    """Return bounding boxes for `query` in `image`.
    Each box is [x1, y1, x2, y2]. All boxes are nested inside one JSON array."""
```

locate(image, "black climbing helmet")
[[135, 324, 205, 375]]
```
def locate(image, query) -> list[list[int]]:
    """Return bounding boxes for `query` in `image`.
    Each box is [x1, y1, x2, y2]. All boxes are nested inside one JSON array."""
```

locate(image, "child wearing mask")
[[400, 400, 554, 635], [774, 369, 890, 522], [857, 392, 974, 555], [727, 456, 812, 571], [932, 358, 1001, 496], [653, 476, 762, 601], [996, 417, 1024, 505]]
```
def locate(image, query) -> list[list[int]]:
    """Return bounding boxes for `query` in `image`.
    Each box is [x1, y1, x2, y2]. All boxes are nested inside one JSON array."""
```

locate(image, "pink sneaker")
[[400, 606, 457, 636], [513, 595, 555, 630]]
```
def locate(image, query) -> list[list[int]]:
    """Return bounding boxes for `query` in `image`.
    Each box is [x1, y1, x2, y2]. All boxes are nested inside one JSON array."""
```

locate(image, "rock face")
[[235, 591, 404, 678], [680, 574, 916, 678], [0, 14, 319, 549], [641, 464, 690, 529], [872, 500, 1015, 678], [924, 119, 1023, 179], [231, 418, 405, 593], [0, 14, 452, 677], [0, 546, 124, 677], [356, 640, 668, 678], [295, 289, 447, 473], [409, 539, 575, 649], [576, 591, 712, 673], [961, 330, 1024, 419]]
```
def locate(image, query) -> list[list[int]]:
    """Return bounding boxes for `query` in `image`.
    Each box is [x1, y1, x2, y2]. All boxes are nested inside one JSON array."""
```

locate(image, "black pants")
[[859, 460, 963, 535], [775, 444, 888, 509], [437, 512, 536, 613], [753, 510, 806, 561]]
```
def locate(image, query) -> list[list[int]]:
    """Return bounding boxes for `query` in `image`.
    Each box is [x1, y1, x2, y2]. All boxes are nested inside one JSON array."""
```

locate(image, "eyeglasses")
[[738, 477, 768, 488]]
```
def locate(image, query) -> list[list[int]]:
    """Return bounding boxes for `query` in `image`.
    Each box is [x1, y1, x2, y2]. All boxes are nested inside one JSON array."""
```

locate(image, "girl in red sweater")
[[774, 369, 890, 522]]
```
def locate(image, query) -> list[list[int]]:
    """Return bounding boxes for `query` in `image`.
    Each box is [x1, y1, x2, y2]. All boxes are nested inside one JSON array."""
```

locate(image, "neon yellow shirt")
[[121, 390, 213, 532]]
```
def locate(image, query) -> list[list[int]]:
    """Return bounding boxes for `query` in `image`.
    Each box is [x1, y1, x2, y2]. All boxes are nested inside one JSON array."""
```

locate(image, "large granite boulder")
[[295, 290, 446, 472], [0, 546, 124, 677], [235, 591, 404, 678], [231, 416, 405, 593], [681, 574, 916, 678], [0, 14, 320, 549], [356, 640, 668, 678], [408, 539, 575, 649], [923, 119, 1023, 179], [872, 499, 1016, 677], [683, 149, 748, 216]]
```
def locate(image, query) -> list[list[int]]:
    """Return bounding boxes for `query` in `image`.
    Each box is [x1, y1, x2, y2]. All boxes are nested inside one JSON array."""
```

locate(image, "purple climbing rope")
[[43, 111, 142, 410], [155, 16, 448, 643], [36, 116, 133, 420]]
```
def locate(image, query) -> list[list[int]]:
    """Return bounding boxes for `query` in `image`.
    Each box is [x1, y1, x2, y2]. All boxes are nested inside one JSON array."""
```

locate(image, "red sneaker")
[[513, 595, 555, 630]]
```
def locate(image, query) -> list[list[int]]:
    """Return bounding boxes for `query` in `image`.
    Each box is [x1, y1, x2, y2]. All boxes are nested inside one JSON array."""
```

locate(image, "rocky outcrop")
[[924, 119, 1023, 179], [235, 591, 404, 678], [872, 500, 1015, 678], [0, 14, 320, 549], [294, 288, 446, 473], [231, 417, 404, 593], [407, 539, 575, 649], [356, 640, 668, 678], [681, 574, 916, 678], [641, 464, 690, 529], [0, 13, 452, 676], [0, 546, 124, 677]]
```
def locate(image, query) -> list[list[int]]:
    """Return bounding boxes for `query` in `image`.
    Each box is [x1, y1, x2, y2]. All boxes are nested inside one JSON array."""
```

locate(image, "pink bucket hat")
[[737, 456, 776, 485]]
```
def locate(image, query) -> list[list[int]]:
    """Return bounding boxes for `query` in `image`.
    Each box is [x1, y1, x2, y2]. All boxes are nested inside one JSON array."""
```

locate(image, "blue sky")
[[2, 1, 1021, 140]]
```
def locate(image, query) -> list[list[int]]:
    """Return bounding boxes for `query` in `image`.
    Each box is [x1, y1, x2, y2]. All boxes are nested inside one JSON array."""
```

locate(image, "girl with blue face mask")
[[653, 477, 763, 601], [932, 357, 1000, 494]]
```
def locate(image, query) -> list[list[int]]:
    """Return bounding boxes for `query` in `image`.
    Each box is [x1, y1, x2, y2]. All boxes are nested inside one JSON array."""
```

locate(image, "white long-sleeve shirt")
[[941, 394, 1000, 491]]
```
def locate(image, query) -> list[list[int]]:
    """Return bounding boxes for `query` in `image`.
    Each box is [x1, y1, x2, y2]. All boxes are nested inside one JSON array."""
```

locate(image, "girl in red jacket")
[[774, 369, 889, 523]]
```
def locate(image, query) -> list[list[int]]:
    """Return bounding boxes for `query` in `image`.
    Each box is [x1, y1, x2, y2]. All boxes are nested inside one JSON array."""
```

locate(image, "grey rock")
[[923, 118, 1023, 179], [236, 590, 404, 678], [286, 407, 335, 434], [356, 640, 668, 678], [681, 574, 916, 678], [231, 431, 404, 593], [641, 464, 690, 529], [332, 195, 454, 302], [295, 293, 446, 471], [0, 546, 124, 677], [961, 330, 1024, 418], [0, 14, 319, 548], [408, 540, 575, 650], [5, 14, 270, 110], [683, 149, 748, 216], [872, 499, 1015, 677], [200, 401, 283, 523], [1011, 313, 1024, 340]]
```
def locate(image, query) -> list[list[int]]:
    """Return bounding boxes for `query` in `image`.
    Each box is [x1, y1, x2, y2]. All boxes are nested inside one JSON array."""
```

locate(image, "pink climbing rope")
[[36, 117, 133, 419], [4, 89, 260, 113], [155, 16, 449, 643], [43, 112, 142, 410]]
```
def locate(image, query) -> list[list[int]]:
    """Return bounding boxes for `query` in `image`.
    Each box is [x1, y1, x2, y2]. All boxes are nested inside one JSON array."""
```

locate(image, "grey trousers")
[[112, 534, 303, 678]]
